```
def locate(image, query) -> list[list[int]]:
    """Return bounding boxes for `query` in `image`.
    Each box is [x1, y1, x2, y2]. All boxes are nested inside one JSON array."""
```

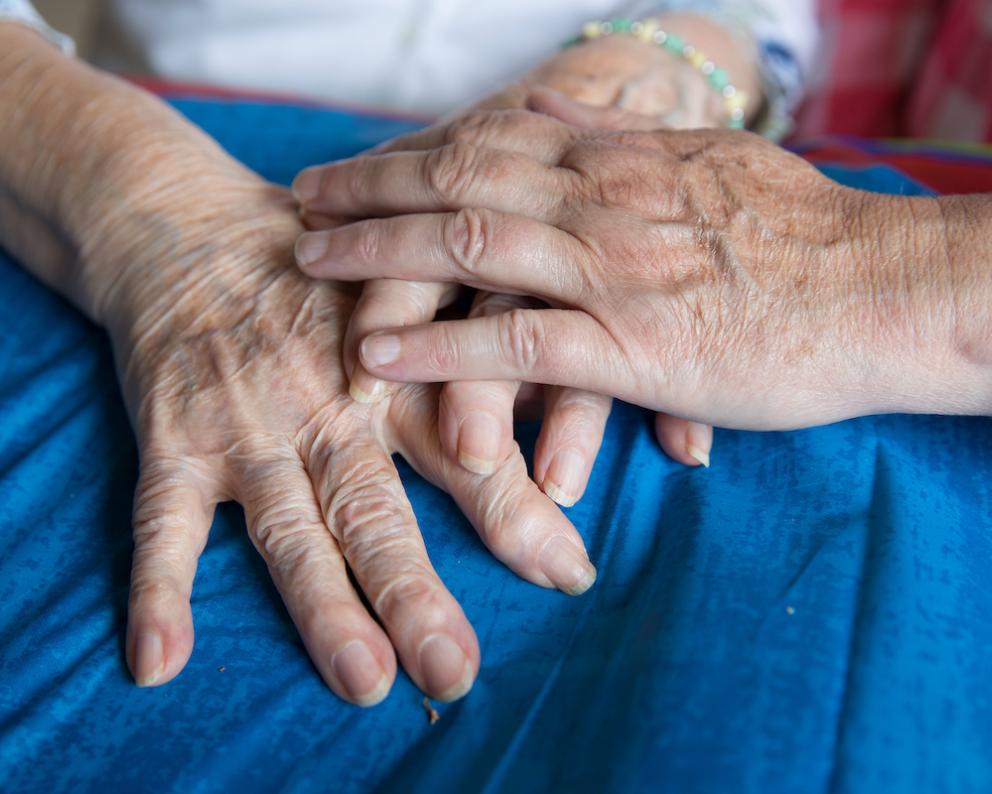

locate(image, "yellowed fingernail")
[[542, 448, 586, 507], [135, 630, 164, 687], [543, 481, 578, 508], [417, 634, 474, 702], [538, 535, 597, 595], [331, 640, 390, 707], [292, 167, 321, 204], [361, 335, 401, 368], [687, 444, 710, 468], [348, 376, 386, 404], [457, 412, 501, 476], [295, 232, 327, 267]]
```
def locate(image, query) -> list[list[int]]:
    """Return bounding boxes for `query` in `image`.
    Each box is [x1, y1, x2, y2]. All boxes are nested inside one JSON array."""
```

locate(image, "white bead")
[[701, 61, 715, 75], [653, 30, 667, 44], [683, 44, 696, 58], [723, 85, 736, 98]]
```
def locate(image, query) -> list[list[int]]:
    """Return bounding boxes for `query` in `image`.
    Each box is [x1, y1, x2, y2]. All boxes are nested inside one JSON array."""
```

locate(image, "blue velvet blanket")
[[1, 97, 990, 794]]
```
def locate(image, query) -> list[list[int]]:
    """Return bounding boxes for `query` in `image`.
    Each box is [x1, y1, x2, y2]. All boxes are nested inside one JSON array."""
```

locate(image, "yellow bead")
[[583, 22, 601, 39], [690, 51, 706, 68], [726, 92, 748, 110], [638, 21, 658, 41]]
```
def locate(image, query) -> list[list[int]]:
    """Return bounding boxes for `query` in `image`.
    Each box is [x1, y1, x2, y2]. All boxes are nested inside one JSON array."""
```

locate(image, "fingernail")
[[685, 421, 712, 468], [538, 535, 597, 596], [349, 374, 387, 404], [295, 233, 328, 268], [292, 168, 321, 204], [331, 640, 390, 706], [457, 412, 502, 475], [542, 448, 586, 508], [360, 335, 401, 368], [417, 634, 473, 702], [135, 629, 164, 687], [687, 445, 710, 468]]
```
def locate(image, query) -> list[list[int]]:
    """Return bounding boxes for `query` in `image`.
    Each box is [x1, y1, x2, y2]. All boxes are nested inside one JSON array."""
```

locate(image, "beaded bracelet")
[[566, 18, 748, 129]]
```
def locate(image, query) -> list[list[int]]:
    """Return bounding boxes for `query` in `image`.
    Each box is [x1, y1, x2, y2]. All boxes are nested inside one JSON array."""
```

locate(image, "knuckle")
[[128, 577, 184, 610], [131, 508, 187, 543], [446, 110, 494, 145], [250, 512, 315, 566], [346, 155, 373, 200], [422, 326, 460, 374], [373, 571, 451, 626], [497, 308, 544, 371], [443, 207, 491, 276], [326, 459, 407, 545], [354, 221, 382, 266], [447, 109, 528, 147], [426, 142, 482, 203]]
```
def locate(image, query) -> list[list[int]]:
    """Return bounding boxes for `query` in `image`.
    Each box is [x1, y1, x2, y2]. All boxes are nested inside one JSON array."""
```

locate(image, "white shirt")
[[87, 0, 818, 116], [3, 0, 817, 118]]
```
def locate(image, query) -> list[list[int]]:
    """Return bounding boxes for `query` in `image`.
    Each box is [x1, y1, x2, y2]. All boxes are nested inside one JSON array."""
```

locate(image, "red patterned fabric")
[[795, 0, 992, 142]]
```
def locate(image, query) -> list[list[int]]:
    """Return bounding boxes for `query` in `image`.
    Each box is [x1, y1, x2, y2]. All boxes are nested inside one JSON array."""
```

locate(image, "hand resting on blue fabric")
[[295, 93, 992, 429], [0, 23, 595, 706], [294, 12, 765, 507]]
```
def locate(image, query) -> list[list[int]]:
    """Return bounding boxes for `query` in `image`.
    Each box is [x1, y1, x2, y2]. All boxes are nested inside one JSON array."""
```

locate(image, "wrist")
[[853, 193, 992, 417], [0, 24, 263, 323]]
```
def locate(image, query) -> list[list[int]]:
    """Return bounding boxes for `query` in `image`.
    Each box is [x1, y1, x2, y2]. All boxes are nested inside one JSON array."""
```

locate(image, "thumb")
[[525, 86, 663, 131]]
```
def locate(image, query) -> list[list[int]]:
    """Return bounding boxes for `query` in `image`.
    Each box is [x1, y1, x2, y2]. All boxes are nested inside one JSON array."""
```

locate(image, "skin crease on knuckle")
[[498, 309, 546, 374], [425, 142, 487, 206], [448, 109, 525, 149]]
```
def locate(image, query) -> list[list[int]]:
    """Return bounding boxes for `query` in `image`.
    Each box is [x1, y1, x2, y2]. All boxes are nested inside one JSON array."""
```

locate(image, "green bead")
[[612, 18, 632, 32], [664, 33, 684, 52], [709, 69, 729, 89]]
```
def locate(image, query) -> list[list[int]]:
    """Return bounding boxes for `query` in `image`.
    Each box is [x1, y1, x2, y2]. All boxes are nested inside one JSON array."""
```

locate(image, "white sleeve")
[[0, 0, 75, 54], [614, 0, 819, 137]]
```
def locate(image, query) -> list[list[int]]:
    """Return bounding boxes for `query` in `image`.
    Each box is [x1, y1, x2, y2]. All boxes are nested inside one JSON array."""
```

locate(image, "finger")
[[307, 433, 480, 702], [390, 386, 597, 596], [654, 413, 713, 468], [126, 454, 217, 688], [291, 144, 574, 221], [533, 386, 612, 508], [439, 292, 541, 475], [296, 209, 589, 305], [344, 107, 573, 160], [359, 310, 631, 402], [235, 445, 397, 707], [526, 86, 665, 131], [344, 279, 456, 404]]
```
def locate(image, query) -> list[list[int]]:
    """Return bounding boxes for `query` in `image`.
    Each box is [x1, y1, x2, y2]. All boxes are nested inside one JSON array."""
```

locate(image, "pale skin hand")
[[0, 25, 595, 706], [293, 94, 992, 427], [294, 14, 762, 499]]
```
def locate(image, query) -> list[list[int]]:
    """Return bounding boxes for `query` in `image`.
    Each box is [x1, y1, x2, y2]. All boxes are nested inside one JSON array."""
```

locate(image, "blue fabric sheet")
[[2, 97, 991, 794]]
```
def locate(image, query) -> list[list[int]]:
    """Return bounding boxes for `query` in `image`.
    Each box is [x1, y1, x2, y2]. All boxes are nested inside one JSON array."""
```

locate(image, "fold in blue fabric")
[[1, 98, 990, 794]]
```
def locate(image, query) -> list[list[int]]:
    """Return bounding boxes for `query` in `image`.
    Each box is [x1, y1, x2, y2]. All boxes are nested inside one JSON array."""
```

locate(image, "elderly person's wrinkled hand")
[[102, 183, 595, 705], [294, 93, 992, 429], [294, 15, 760, 500], [0, 27, 594, 708]]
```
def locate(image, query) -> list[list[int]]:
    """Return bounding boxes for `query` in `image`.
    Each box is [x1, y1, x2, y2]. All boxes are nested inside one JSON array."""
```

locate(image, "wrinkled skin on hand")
[[98, 174, 595, 707], [294, 96, 953, 431], [293, 30, 741, 504]]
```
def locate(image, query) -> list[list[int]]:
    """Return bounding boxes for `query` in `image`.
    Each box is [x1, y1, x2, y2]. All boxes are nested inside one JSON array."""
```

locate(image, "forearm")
[[0, 24, 256, 324]]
